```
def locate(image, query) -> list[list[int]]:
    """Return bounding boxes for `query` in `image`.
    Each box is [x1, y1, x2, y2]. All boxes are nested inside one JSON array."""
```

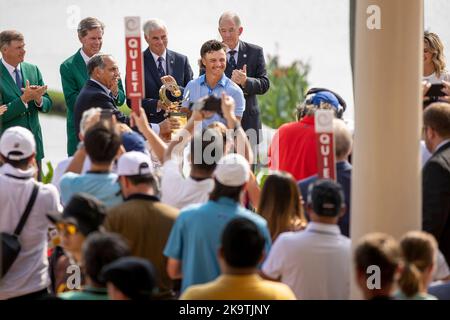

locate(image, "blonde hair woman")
[[424, 31, 450, 83]]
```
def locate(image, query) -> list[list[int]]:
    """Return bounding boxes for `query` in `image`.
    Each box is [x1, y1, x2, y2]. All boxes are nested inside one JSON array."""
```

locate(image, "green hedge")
[[47, 90, 130, 117], [257, 55, 310, 129]]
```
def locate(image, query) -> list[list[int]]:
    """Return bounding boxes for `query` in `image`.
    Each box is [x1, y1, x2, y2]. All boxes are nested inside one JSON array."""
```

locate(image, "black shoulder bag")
[[1, 184, 39, 278]]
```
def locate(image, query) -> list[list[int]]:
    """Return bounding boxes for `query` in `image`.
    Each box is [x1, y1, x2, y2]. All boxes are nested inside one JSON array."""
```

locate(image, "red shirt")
[[268, 116, 318, 181]]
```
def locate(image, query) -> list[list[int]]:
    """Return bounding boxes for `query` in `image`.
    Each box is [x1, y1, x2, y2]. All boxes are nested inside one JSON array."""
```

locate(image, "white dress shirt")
[[79, 48, 92, 64], [226, 44, 239, 66], [150, 49, 167, 75]]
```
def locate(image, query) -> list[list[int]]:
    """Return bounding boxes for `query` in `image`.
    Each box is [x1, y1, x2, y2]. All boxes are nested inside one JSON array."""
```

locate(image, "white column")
[[351, 0, 423, 298]]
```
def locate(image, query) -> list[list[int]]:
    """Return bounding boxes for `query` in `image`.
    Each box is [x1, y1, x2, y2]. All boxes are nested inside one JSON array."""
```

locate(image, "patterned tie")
[[14, 68, 23, 90], [228, 50, 237, 70], [157, 56, 165, 78]]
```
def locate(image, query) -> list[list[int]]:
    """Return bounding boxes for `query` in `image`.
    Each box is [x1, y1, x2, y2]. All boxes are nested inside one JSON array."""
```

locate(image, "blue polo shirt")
[[59, 172, 122, 208], [182, 74, 245, 127], [163, 197, 271, 293]]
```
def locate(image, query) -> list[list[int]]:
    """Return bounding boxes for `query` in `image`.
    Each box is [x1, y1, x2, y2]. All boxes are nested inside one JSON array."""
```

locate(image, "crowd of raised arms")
[[1, 13, 450, 300]]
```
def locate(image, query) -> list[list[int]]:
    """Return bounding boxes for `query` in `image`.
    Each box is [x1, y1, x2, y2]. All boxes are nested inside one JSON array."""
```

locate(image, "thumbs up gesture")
[[231, 64, 248, 86]]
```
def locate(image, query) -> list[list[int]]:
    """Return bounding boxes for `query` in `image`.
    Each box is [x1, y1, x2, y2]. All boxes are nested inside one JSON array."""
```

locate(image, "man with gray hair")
[[218, 11, 270, 149], [0, 30, 52, 180], [73, 54, 130, 139], [298, 118, 353, 236], [60, 17, 126, 156], [136, 19, 193, 127]]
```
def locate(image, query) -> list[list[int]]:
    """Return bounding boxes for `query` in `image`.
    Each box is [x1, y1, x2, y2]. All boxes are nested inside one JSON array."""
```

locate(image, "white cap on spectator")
[[0, 126, 36, 160], [214, 153, 250, 187], [117, 151, 153, 176]]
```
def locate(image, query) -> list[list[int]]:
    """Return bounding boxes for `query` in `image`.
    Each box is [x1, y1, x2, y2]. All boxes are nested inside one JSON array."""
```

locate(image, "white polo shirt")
[[0, 164, 61, 299], [262, 222, 351, 300], [160, 158, 214, 209]]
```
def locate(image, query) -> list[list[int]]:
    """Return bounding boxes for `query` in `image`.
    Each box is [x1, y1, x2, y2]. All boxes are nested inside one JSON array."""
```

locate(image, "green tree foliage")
[[257, 55, 310, 129]]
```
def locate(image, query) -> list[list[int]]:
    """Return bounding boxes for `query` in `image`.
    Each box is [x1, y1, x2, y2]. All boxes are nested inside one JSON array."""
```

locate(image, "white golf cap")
[[0, 126, 36, 160], [117, 151, 154, 176], [214, 153, 250, 187]]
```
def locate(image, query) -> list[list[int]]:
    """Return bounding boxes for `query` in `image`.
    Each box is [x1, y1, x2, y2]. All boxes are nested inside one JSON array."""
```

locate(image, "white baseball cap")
[[0, 126, 36, 160], [117, 151, 154, 176], [214, 153, 250, 187]]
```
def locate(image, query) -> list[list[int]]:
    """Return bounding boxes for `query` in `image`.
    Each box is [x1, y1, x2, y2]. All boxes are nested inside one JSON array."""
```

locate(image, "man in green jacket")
[[60, 17, 125, 156], [0, 30, 52, 178]]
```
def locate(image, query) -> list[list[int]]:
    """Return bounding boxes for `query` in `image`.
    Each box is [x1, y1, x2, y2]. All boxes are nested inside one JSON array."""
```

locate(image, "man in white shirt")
[[262, 179, 351, 300], [0, 127, 61, 299]]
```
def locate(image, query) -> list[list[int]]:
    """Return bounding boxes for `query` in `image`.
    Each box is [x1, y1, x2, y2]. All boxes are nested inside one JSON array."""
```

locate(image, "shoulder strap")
[[14, 184, 39, 236]]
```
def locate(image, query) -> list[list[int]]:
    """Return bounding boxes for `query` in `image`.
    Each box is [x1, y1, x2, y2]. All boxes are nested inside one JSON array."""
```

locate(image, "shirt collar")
[[80, 48, 92, 64], [435, 139, 450, 153], [226, 43, 239, 55], [1, 58, 20, 74], [215, 196, 239, 206], [0, 163, 35, 179], [150, 49, 167, 64], [336, 160, 352, 170], [219, 274, 261, 283], [306, 222, 341, 235], [199, 73, 228, 88], [90, 78, 111, 95], [125, 193, 160, 202]]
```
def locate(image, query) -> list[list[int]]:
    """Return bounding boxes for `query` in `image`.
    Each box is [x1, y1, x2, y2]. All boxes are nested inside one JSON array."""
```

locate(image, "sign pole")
[[124, 17, 145, 115], [315, 110, 336, 180]]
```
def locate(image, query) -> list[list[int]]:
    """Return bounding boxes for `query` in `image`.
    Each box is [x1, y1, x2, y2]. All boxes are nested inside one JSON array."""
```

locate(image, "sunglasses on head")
[[56, 222, 78, 235]]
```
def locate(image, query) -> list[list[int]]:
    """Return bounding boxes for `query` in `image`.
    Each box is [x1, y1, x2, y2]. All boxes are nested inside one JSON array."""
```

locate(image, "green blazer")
[[0, 61, 52, 161], [60, 49, 126, 156]]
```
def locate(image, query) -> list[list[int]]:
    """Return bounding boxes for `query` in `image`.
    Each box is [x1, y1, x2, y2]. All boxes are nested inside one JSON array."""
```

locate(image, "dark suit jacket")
[[127, 48, 193, 124], [74, 80, 129, 139], [225, 41, 269, 143], [60, 49, 126, 156], [298, 161, 352, 237], [422, 141, 450, 265]]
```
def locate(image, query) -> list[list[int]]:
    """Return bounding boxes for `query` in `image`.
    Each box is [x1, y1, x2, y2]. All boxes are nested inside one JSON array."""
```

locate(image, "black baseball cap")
[[47, 193, 107, 236], [307, 179, 344, 217], [100, 257, 156, 300]]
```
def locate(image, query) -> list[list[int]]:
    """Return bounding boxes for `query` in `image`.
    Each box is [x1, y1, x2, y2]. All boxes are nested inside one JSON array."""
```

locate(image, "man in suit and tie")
[[136, 19, 193, 133], [422, 102, 450, 265], [0, 30, 52, 179], [73, 54, 130, 140], [60, 17, 126, 156], [218, 12, 270, 151]]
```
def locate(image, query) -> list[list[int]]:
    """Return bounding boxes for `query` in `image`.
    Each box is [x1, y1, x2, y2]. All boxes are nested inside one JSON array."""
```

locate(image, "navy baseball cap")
[[307, 179, 344, 217], [121, 131, 147, 154]]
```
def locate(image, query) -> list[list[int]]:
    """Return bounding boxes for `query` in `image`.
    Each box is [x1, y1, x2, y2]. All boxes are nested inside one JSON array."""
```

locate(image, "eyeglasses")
[[56, 222, 78, 235]]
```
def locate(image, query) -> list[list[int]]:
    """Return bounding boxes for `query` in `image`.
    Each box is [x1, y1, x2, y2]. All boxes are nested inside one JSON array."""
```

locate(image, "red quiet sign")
[[315, 110, 336, 180], [124, 17, 145, 114]]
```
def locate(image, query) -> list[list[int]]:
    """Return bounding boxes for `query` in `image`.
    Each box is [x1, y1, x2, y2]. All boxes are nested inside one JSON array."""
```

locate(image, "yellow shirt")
[[180, 274, 296, 300]]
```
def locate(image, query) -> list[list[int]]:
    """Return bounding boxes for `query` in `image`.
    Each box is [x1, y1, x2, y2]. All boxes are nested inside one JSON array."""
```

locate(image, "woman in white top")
[[421, 32, 449, 164], [423, 31, 450, 84]]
